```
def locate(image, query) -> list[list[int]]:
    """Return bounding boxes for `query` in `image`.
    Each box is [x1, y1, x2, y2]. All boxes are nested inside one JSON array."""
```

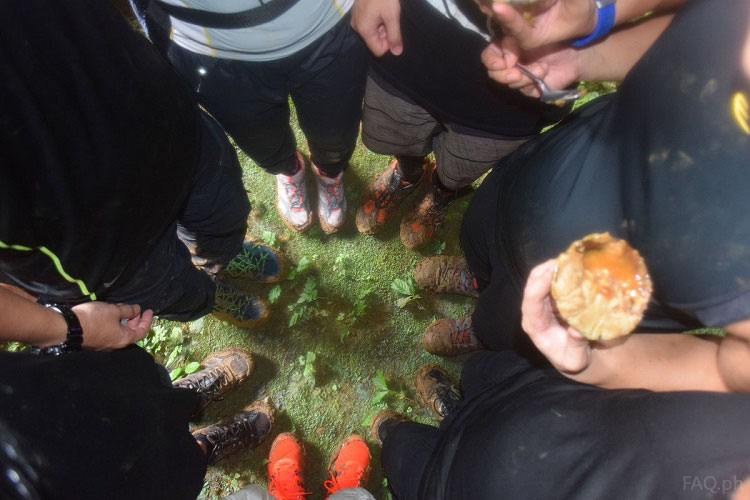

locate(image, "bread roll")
[[550, 233, 652, 340]]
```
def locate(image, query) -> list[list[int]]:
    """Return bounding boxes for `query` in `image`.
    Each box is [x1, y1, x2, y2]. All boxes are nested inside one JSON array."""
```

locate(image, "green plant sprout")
[[391, 276, 422, 309]]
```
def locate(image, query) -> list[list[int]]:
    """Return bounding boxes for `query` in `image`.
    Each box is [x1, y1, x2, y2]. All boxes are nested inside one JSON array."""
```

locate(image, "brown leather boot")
[[173, 348, 254, 412], [422, 316, 483, 357], [414, 256, 480, 298], [415, 364, 462, 421]]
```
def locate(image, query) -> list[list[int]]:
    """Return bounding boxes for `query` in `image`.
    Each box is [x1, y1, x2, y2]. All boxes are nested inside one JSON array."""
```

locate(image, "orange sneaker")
[[324, 436, 371, 498], [268, 433, 310, 500]]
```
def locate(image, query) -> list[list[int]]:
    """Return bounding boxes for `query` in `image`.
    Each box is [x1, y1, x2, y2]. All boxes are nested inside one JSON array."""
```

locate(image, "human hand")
[[71, 302, 152, 350], [482, 38, 581, 97], [351, 0, 403, 56], [483, 0, 596, 50], [521, 259, 592, 374]]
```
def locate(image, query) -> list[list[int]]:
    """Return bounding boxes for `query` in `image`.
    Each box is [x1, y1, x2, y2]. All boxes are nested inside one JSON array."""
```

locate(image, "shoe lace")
[[176, 368, 228, 400], [282, 176, 306, 210], [451, 319, 475, 347], [323, 467, 364, 496], [269, 462, 310, 500], [225, 244, 269, 276], [320, 179, 344, 210]]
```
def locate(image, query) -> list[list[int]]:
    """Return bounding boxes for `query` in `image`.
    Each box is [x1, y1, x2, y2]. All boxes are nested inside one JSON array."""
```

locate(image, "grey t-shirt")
[[163, 0, 352, 61]]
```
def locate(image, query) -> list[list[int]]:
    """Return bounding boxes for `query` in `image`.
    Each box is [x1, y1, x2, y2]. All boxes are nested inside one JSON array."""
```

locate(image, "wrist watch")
[[572, 0, 616, 47], [30, 303, 84, 355]]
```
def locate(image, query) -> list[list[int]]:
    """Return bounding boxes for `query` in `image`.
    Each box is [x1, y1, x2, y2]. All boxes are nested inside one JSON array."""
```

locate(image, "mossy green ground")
[[144, 106, 476, 500]]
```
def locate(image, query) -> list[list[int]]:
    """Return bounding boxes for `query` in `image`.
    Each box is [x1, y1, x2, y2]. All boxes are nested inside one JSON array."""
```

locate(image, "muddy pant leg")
[[433, 125, 526, 191], [361, 75, 440, 159], [176, 112, 250, 275], [381, 422, 439, 500]]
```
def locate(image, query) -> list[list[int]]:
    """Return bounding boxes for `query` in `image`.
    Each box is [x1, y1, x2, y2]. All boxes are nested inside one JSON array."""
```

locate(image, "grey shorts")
[[361, 76, 528, 190]]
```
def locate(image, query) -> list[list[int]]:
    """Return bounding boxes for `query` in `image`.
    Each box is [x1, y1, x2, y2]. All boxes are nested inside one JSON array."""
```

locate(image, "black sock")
[[316, 163, 344, 179], [395, 155, 425, 183]]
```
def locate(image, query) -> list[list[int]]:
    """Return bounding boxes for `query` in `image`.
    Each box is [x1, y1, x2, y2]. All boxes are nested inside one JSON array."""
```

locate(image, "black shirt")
[[370, 0, 569, 138], [490, 0, 750, 329], [0, 0, 199, 303]]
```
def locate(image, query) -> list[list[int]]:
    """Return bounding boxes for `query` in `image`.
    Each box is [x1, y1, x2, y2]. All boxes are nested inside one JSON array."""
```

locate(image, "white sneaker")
[[275, 153, 312, 232], [312, 164, 347, 234]]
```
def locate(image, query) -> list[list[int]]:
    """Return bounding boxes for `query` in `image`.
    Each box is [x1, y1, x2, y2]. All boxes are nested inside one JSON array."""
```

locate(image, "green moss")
[[161, 104, 475, 499]]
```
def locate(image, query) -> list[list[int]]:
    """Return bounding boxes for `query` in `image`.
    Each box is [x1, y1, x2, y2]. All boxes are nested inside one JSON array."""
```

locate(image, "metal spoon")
[[515, 64, 584, 104]]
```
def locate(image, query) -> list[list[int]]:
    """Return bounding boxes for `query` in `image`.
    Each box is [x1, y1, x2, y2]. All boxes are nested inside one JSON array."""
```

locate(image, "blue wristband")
[[571, 0, 616, 47]]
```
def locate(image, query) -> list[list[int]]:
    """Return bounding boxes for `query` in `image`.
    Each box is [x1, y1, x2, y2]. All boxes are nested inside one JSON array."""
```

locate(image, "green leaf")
[[262, 230, 277, 247], [391, 277, 415, 297], [305, 351, 316, 363], [339, 329, 350, 343], [184, 361, 201, 374], [268, 284, 282, 304], [373, 370, 388, 391], [169, 367, 184, 381], [336, 312, 346, 321], [371, 390, 389, 404], [296, 256, 310, 273]]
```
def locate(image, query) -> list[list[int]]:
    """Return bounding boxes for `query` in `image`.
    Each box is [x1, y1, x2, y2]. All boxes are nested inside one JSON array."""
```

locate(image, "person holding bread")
[[419, 0, 750, 392]]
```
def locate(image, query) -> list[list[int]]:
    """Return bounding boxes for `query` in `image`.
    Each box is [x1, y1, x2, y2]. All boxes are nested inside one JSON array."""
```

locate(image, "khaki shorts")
[[361, 76, 527, 190]]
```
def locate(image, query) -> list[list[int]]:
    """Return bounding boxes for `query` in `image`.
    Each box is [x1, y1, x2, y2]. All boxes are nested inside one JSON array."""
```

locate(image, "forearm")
[[612, 0, 685, 26], [565, 333, 729, 392], [576, 13, 674, 81], [0, 285, 67, 346]]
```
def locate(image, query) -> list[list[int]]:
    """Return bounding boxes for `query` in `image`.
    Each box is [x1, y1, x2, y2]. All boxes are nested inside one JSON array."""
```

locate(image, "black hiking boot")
[[192, 401, 274, 464]]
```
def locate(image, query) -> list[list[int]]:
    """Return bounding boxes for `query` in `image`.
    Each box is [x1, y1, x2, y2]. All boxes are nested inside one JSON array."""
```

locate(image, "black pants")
[[0, 347, 205, 499], [382, 351, 750, 500], [380, 351, 521, 500], [106, 112, 249, 321], [164, 16, 368, 177]]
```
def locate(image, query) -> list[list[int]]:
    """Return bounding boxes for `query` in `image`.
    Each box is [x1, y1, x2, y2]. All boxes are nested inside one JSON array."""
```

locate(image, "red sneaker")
[[268, 433, 310, 500], [323, 436, 371, 498]]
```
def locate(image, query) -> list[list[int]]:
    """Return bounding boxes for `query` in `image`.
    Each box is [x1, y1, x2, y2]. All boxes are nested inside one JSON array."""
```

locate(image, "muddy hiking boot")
[[324, 435, 371, 498], [276, 152, 312, 232], [369, 409, 408, 447], [422, 316, 484, 357], [355, 158, 425, 234], [414, 256, 480, 298], [268, 433, 310, 500], [213, 280, 269, 329], [400, 164, 458, 250], [173, 348, 254, 414], [312, 163, 347, 234], [415, 364, 462, 421], [192, 401, 274, 465], [219, 241, 287, 285]]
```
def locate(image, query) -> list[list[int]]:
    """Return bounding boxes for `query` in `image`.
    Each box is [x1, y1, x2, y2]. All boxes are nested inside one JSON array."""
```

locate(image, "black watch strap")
[[30, 303, 84, 355]]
